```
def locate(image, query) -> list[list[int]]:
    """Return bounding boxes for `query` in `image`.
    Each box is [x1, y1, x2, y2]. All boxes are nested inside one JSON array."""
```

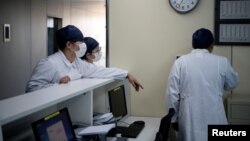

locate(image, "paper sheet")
[[77, 123, 115, 136]]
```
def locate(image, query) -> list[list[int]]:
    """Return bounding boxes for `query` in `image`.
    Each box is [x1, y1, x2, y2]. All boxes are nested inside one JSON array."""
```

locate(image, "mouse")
[[133, 120, 145, 126]]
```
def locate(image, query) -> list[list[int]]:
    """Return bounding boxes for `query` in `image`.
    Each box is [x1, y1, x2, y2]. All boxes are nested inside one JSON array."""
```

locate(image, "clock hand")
[[179, 0, 184, 5], [176, 0, 184, 8]]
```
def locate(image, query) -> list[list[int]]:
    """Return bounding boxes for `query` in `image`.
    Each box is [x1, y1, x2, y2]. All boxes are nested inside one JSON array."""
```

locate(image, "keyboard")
[[115, 126, 128, 133], [121, 121, 145, 138]]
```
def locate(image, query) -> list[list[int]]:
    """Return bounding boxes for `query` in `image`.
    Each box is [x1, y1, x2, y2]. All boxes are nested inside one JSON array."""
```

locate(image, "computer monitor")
[[108, 85, 128, 120], [31, 107, 77, 141]]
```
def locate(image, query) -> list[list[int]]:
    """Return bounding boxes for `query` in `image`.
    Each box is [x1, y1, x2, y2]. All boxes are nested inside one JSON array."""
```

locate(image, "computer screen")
[[108, 85, 128, 120], [31, 107, 77, 141]]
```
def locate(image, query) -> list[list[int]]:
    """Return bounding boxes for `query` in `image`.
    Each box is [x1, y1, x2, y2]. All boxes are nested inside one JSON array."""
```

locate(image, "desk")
[[125, 116, 160, 141], [0, 78, 158, 141], [85, 116, 161, 141]]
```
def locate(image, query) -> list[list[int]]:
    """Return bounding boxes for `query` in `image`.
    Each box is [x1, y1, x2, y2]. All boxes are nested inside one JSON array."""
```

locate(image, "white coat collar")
[[58, 50, 75, 68], [191, 49, 209, 54]]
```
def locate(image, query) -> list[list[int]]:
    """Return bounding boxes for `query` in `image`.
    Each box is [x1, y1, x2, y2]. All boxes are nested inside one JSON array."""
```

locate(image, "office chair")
[[154, 108, 175, 141]]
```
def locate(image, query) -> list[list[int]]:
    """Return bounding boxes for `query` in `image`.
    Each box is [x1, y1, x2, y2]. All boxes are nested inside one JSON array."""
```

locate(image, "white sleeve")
[[166, 60, 181, 123], [223, 58, 239, 90], [25, 59, 57, 92], [79, 60, 128, 79]]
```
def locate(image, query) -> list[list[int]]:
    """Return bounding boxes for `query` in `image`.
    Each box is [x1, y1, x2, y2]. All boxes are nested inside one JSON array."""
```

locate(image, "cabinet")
[[0, 78, 161, 141], [227, 94, 250, 124]]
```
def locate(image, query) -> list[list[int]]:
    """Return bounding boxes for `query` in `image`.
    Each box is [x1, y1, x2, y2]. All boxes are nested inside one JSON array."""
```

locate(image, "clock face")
[[169, 0, 199, 14]]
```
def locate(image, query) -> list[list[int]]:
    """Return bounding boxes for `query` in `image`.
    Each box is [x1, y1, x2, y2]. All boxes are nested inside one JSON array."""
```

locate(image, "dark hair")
[[81, 37, 99, 60], [192, 28, 214, 49], [56, 25, 84, 50]]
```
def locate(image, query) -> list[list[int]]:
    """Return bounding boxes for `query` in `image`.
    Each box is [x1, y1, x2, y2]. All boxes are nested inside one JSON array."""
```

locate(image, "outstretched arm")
[[127, 73, 144, 92], [79, 60, 144, 92]]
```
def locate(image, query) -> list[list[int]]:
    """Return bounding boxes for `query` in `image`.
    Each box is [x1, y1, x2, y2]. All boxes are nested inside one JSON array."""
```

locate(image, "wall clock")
[[169, 0, 200, 14]]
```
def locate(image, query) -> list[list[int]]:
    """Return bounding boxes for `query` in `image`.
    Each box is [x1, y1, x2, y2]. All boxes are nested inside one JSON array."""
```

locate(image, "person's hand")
[[59, 76, 71, 84], [127, 73, 144, 92]]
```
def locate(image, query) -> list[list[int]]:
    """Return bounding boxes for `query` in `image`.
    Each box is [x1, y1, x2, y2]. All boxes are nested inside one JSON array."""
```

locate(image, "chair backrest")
[[154, 108, 175, 141]]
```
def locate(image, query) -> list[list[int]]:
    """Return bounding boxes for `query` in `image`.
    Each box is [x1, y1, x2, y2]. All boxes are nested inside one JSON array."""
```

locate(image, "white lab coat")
[[166, 49, 239, 141], [26, 50, 128, 92]]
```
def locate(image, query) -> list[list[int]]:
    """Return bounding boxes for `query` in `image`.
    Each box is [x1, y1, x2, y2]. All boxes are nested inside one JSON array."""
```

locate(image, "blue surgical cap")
[[84, 37, 99, 53], [192, 28, 214, 49], [56, 25, 84, 50], [81, 37, 99, 60]]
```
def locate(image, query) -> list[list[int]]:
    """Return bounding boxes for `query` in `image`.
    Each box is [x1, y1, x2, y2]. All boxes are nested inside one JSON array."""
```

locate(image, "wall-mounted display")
[[214, 0, 250, 45]]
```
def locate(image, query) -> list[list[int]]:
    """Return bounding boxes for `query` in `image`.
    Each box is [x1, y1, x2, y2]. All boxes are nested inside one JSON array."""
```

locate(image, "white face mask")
[[74, 43, 87, 58], [93, 52, 102, 62]]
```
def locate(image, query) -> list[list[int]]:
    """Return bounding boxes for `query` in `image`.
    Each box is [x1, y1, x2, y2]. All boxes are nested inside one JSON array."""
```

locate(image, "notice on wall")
[[220, 1, 250, 19], [219, 24, 250, 42], [215, 0, 250, 45]]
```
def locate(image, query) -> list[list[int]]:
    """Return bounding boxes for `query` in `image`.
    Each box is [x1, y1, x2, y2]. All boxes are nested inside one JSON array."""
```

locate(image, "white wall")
[[31, 0, 47, 70], [108, 0, 250, 117], [71, 1, 106, 66], [0, 0, 102, 99], [0, 0, 31, 99], [233, 47, 250, 95]]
